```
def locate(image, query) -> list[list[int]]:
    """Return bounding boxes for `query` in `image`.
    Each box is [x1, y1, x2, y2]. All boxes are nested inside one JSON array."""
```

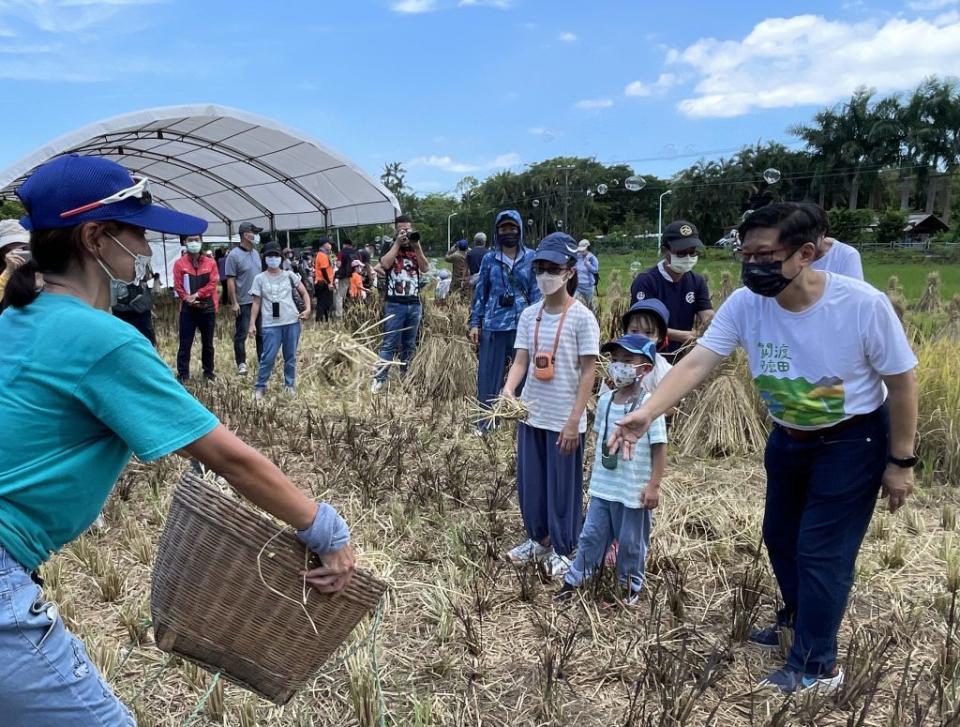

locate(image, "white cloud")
[[0, 0, 161, 33], [408, 152, 521, 173], [574, 97, 614, 110], [459, 0, 512, 6], [624, 72, 679, 98], [670, 14, 960, 118], [391, 0, 438, 13], [624, 81, 651, 97], [558, 31, 577, 42]]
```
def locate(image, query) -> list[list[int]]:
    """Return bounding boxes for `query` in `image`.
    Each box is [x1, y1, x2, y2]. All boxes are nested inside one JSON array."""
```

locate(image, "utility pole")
[[556, 164, 576, 231]]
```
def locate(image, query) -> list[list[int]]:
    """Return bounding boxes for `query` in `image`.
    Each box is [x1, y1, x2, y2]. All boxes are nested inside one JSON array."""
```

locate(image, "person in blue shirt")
[[0, 155, 355, 724], [574, 239, 599, 307], [629, 220, 713, 363], [469, 210, 540, 433]]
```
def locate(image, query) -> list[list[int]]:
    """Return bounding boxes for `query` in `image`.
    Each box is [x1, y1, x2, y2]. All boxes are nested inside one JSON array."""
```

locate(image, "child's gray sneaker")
[[506, 539, 550, 565]]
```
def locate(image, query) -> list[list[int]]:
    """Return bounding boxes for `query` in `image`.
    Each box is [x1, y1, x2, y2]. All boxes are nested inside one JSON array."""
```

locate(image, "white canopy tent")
[[0, 104, 401, 237]]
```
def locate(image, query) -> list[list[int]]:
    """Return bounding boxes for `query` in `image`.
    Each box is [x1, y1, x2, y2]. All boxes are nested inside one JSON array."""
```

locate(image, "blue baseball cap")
[[17, 154, 207, 236], [533, 232, 579, 265], [456, 238, 469, 250], [621, 298, 670, 340], [601, 333, 657, 363]]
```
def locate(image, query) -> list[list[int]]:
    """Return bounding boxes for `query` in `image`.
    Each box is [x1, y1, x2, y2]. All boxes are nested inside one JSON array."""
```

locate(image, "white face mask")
[[667, 254, 698, 274], [186, 241, 202, 254], [265, 256, 282, 269], [608, 362, 640, 389], [536, 272, 568, 296]]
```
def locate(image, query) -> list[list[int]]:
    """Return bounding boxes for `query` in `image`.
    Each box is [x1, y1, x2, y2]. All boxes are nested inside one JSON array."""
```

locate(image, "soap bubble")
[[532, 199, 540, 208], [624, 176, 646, 192], [597, 183, 609, 195], [763, 168, 782, 185]]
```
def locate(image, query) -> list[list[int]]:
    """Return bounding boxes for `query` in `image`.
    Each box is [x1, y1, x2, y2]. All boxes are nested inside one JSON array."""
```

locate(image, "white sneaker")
[[370, 379, 384, 394], [253, 389, 264, 402], [505, 539, 551, 565], [284, 386, 295, 397], [542, 551, 572, 579], [92, 514, 107, 531], [237, 363, 248, 376]]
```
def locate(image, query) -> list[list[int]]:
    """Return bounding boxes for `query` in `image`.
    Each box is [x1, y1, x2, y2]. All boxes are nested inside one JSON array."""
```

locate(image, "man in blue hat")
[[629, 220, 713, 362]]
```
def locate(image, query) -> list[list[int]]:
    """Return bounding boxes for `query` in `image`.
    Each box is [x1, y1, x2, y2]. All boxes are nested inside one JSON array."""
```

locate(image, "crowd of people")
[[0, 153, 921, 720]]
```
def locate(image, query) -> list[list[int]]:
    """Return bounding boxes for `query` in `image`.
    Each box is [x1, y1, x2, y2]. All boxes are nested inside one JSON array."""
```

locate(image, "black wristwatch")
[[888, 454, 919, 468]]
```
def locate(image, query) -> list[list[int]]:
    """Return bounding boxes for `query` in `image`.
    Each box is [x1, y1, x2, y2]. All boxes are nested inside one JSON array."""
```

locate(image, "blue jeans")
[[256, 322, 301, 391], [0, 546, 134, 725], [516, 423, 584, 558], [763, 406, 888, 676], [374, 302, 423, 383], [565, 498, 652, 594]]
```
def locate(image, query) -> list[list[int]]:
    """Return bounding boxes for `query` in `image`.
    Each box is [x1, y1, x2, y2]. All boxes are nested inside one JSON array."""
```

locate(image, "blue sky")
[[1, 0, 959, 195]]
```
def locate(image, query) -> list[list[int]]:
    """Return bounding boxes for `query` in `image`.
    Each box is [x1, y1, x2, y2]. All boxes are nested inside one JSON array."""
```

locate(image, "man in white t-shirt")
[[804, 202, 864, 280], [608, 203, 918, 696]]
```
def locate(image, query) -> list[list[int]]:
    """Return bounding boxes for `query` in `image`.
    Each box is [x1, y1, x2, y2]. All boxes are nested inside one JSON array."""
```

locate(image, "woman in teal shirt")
[[0, 154, 354, 725]]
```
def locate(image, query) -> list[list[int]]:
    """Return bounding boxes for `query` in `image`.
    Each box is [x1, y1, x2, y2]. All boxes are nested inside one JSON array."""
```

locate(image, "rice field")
[[46, 283, 960, 726], [594, 251, 960, 302]]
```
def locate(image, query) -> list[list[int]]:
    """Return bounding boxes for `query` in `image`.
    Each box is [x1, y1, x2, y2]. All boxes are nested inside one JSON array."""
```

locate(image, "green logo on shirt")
[[755, 375, 846, 426]]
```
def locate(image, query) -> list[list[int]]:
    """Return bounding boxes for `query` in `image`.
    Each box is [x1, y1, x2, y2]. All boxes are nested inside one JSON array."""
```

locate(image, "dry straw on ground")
[[42, 286, 960, 726]]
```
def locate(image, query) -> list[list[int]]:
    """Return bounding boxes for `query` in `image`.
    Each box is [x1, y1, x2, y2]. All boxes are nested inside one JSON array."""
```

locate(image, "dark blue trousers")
[[516, 423, 584, 557], [763, 406, 888, 676], [477, 329, 520, 430]]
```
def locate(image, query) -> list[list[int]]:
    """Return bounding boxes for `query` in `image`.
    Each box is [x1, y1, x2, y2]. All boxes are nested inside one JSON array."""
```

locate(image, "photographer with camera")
[[371, 214, 429, 392], [469, 209, 540, 434]]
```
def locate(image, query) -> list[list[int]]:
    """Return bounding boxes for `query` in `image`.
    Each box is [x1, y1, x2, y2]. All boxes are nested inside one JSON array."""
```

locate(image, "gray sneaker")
[[542, 551, 572, 579], [505, 539, 551, 565], [238, 363, 248, 376]]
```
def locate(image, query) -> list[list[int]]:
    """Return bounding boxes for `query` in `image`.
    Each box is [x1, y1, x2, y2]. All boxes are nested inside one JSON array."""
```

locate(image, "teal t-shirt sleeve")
[[75, 338, 219, 461], [648, 413, 668, 445]]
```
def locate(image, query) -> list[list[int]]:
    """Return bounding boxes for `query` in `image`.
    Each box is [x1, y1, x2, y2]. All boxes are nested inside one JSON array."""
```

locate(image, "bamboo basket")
[[151, 471, 386, 704]]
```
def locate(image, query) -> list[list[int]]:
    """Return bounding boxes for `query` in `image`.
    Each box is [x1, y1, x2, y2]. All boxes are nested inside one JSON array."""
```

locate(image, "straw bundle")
[[887, 275, 903, 296], [916, 337, 960, 485], [606, 268, 624, 301], [887, 292, 908, 325], [944, 295, 960, 341], [469, 394, 529, 425], [672, 354, 768, 457], [303, 319, 385, 383], [916, 271, 944, 314], [404, 335, 477, 402]]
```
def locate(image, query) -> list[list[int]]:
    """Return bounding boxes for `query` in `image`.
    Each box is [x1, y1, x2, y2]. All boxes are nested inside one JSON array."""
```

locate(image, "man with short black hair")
[[225, 222, 263, 375], [371, 215, 429, 392], [629, 220, 713, 362]]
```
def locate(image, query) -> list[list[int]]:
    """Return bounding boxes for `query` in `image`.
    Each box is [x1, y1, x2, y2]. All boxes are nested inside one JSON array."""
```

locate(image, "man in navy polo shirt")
[[629, 220, 713, 362]]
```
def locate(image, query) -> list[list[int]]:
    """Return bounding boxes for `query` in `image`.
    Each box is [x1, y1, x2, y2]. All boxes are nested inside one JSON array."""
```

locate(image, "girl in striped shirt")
[[502, 233, 600, 578]]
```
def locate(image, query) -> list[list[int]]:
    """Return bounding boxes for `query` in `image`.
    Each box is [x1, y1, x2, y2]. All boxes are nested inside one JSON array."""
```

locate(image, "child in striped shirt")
[[556, 333, 667, 606]]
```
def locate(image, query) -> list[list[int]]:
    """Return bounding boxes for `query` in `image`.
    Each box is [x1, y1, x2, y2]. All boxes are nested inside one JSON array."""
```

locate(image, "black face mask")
[[741, 254, 799, 298], [499, 232, 520, 248]]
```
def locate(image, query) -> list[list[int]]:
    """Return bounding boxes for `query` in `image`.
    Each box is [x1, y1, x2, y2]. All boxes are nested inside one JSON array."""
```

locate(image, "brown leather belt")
[[777, 413, 870, 442]]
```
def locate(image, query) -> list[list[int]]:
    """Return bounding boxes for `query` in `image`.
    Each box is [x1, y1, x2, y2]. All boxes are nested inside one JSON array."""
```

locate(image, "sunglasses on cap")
[[59, 176, 153, 220]]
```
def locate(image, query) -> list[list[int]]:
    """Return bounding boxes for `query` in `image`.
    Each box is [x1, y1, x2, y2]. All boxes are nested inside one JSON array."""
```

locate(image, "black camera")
[[498, 293, 515, 308], [405, 230, 421, 243]]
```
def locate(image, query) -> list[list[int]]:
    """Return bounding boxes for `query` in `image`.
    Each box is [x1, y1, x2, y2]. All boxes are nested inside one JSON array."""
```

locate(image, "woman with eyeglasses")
[[609, 203, 918, 696], [628, 219, 713, 362], [0, 155, 354, 723]]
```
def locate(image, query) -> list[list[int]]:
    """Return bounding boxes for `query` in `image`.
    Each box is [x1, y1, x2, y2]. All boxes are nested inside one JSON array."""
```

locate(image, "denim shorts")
[[0, 545, 134, 726]]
